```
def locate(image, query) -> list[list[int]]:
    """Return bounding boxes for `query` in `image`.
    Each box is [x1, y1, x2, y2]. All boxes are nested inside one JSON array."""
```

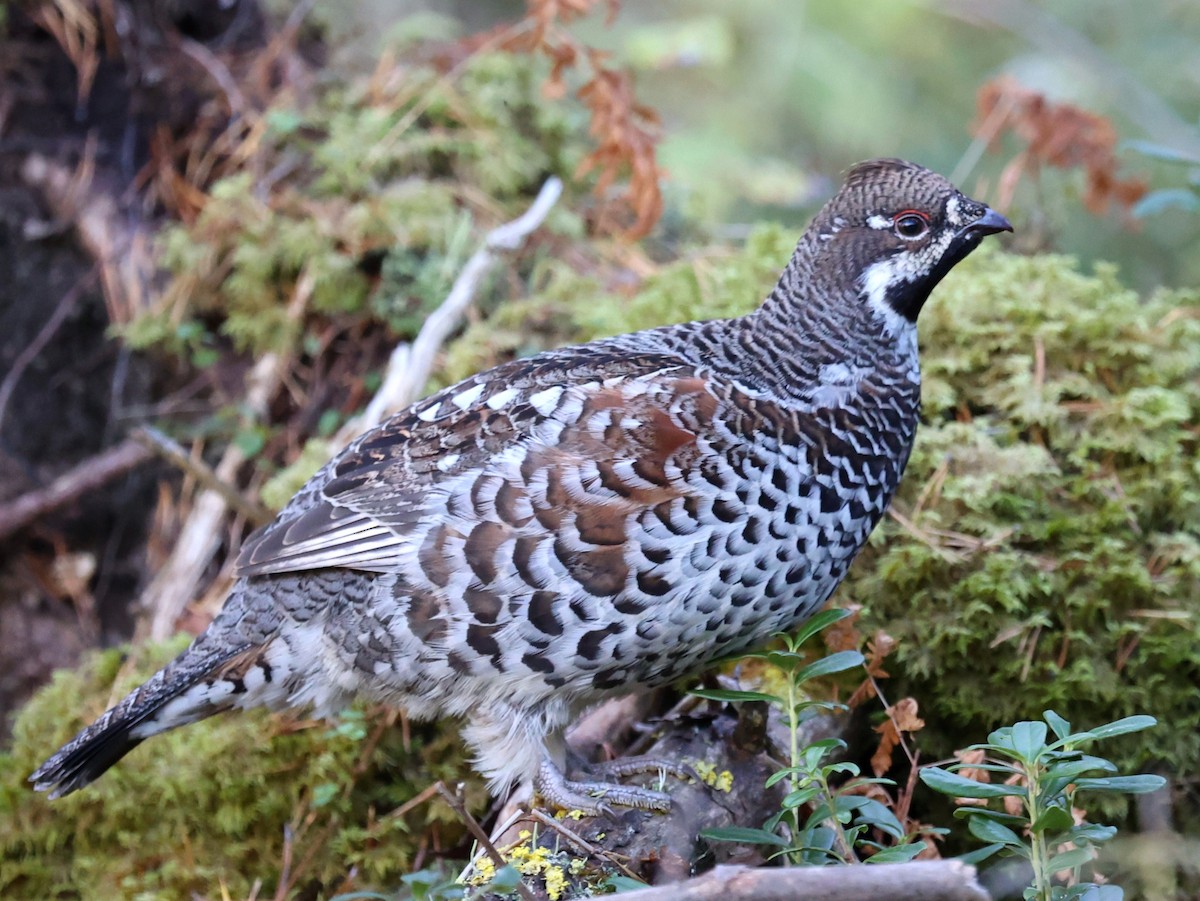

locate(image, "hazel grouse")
[[32, 158, 1011, 814]]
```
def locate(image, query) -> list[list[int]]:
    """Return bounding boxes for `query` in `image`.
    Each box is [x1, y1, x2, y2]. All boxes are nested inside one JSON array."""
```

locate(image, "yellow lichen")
[[467, 855, 496, 886], [544, 864, 567, 900], [686, 759, 733, 792]]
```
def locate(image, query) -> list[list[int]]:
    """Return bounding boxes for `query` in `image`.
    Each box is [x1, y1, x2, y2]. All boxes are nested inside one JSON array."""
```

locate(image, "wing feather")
[[234, 348, 697, 579]]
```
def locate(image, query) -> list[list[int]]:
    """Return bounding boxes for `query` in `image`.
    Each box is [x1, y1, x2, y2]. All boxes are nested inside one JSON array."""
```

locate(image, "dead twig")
[[21, 153, 159, 324], [140, 269, 313, 641], [132, 427, 272, 527], [0, 438, 153, 543], [335, 174, 563, 443], [525, 808, 644, 882], [0, 269, 97, 434], [437, 781, 537, 901]]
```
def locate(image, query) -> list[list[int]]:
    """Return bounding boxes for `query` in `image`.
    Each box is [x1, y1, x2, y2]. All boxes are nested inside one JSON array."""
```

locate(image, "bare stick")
[[135, 176, 559, 639], [525, 808, 644, 883], [132, 427, 272, 527], [614, 861, 988, 901], [21, 153, 159, 324], [336, 176, 563, 442], [436, 782, 536, 901], [140, 271, 313, 641], [0, 269, 96, 434], [0, 439, 153, 542]]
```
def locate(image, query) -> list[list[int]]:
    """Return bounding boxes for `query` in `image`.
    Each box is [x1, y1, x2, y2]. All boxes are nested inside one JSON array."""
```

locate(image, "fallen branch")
[[615, 861, 988, 901], [139, 177, 561, 639], [140, 271, 313, 641], [0, 439, 153, 543], [0, 268, 96, 434], [436, 782, 536, 901], [335, 175, 563, 443], [132, 426, 272, 528], [21, 153, 159, 324]]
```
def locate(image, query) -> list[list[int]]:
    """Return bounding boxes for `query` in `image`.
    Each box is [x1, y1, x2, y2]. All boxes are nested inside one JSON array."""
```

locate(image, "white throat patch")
[[859, 257, 919, 349]]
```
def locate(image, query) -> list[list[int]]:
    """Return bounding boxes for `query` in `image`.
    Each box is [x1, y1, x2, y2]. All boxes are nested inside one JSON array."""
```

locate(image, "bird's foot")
[[536, 755, 673, 817], [584, 754, 697, 783]]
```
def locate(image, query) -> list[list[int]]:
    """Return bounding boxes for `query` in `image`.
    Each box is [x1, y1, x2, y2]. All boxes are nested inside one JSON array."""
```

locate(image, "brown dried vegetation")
[[974, 77, 1148, 217]]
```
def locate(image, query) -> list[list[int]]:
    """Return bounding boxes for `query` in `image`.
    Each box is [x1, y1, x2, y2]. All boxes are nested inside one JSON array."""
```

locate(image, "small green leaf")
[[1047, 846, 1094, 873], [605, 875, 650, 893], [953, 807, 1026, 827], [865, 841, 927, 864], [1084, 716, 1158, 740], [1031, 805, 1075, 834], [853, 799, 905, 839], [789, 607, 855, 646], [781, 786, 821, 809], [1073, 774, 1166, 794], [967, 815, 1025, 850], [690, 688, 780, 704], [1071, 824, 1118, 844], [1074, 884, 1123, 901], [1044, 710, 1071, 740], [1011, 720, 1049, 763], [821, 762, 860, 779], [957, 843, 1006, 866], [766, 767, 807, 788], [317, 408, 342, 437], [765, 650, 805, 668], [483, 864, 523, 894], [921, 767, 1026, 799], [796, 650, 865, 682], [700, 826, 790, 847], [233, 427, 266, 457]]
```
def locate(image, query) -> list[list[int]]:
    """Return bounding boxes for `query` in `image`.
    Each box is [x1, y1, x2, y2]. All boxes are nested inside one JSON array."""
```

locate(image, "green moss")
[[846, 249, 1200, 789], [1, 640, 483, 900], [122, 45, 585, 361]]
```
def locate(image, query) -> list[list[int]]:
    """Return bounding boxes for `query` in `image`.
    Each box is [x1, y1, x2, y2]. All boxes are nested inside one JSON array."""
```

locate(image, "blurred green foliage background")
[[308, 0, 1200, 290]]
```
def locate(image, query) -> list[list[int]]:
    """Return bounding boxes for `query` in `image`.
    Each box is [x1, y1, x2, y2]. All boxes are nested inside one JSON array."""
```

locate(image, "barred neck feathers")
[[729, 159, 1010, 404]]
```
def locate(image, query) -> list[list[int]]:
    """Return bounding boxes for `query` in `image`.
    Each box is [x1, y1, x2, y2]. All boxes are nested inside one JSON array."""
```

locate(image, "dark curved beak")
[[960, 207, 1013, 239]]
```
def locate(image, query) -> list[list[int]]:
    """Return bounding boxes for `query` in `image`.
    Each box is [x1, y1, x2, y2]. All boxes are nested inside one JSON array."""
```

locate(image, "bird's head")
[[810, 158, 1012, 325]]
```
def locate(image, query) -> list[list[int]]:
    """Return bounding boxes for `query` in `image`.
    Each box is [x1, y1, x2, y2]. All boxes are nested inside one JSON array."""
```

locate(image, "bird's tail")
[[28, 634, 277, 799]]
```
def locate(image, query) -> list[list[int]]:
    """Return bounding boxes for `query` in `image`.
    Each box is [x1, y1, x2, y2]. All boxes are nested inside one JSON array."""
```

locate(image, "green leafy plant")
[[921, 711, 1166, 900], [696, 609, 927, 865]]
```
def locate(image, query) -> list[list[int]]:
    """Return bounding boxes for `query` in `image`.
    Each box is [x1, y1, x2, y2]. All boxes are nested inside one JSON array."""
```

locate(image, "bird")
[[31, 158, 1010, 814]]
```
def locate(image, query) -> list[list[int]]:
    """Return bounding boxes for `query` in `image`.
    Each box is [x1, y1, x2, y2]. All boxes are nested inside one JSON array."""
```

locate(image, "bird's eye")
[[894, 212, 929, 239]]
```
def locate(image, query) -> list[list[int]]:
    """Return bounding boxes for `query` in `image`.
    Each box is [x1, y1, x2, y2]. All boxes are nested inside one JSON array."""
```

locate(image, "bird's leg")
[[535, 753, 672, 817]]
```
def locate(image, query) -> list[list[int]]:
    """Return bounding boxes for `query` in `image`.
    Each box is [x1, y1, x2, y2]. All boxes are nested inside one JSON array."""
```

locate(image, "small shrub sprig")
[[695, 609, 928, 866], [921, 710, 1166, 901]]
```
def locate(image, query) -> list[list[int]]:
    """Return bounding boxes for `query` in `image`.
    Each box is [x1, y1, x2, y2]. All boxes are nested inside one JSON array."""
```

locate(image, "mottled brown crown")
[[834, 158, 962, 226]]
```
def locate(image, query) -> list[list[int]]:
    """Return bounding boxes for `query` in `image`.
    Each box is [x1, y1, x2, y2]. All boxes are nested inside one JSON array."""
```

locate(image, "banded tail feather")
[[29, 641, 274, 799]]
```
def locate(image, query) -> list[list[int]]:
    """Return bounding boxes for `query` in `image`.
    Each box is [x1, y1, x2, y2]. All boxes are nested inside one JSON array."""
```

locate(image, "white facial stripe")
[[866, 214, 891, 230], [945, 195, 963, 227]]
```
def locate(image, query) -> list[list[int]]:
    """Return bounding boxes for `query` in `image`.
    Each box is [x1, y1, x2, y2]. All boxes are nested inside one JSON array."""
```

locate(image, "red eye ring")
[[894, 210, 930, 239]]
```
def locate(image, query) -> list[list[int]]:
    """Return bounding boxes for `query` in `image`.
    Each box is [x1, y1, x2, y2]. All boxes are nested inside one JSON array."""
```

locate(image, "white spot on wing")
[[529, 386, 564, 416], [417, 403, 441, 422], [486, 387, 518, 410], [451, 383, 485, 411], [437, 453, 460, 472]]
